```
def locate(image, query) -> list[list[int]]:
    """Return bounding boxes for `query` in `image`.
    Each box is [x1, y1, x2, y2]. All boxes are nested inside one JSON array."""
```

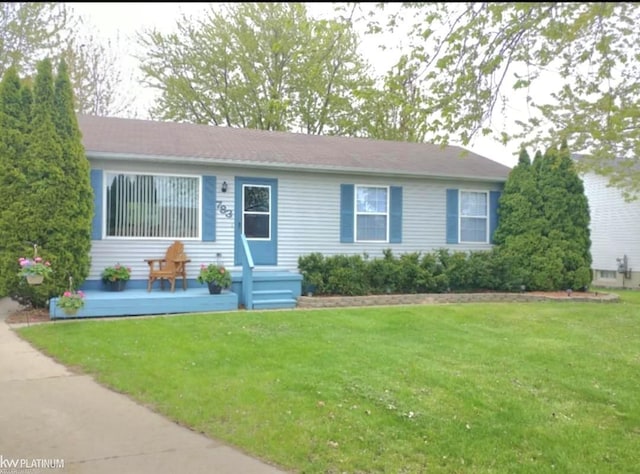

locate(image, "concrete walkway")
[[0, 298, 288, 474]]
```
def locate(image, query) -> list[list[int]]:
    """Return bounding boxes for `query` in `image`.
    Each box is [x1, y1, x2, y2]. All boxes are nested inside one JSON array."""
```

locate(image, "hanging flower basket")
[[18, 244, 52, 285], [26, 275, 44, 285], [56, 277, 85, 317]]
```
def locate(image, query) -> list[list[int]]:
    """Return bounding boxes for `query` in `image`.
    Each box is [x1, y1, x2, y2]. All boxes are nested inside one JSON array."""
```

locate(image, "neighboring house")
[[581, 170, 640, 289], [78, 114, 510, 291]]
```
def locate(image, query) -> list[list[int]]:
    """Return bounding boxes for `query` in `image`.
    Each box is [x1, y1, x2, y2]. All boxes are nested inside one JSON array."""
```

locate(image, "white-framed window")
[[355, 185, 388, 242], [459, 190, 488, 243], [242, 184, 271, 240], [599, 270, 617, 280], [104, 172, 200, 239]]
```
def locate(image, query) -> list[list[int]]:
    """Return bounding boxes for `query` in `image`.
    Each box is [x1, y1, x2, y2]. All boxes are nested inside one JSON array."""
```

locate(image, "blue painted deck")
[[49, 270, 302, 320], [49, 287, 238, 320]]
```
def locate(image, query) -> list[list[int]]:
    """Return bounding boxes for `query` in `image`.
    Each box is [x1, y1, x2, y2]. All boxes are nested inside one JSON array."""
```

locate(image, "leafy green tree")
[[0, 2, 70, 77], [370, 3, 640, 198], [60, 28, 135, 117], [137, 2, 372, 135], [354, 58, 430, 142], [1, 3, 130, 118]]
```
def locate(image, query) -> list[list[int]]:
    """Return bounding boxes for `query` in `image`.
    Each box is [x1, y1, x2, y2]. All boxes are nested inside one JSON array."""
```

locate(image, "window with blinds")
[[355, 185, 388, 242], [105, 172, 200, 238], [459, 190, 488, 243]]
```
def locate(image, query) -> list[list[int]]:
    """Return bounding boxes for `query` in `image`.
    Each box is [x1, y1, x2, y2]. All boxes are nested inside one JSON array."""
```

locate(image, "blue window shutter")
[[90, 169, 102, 240], [489, 191, 501, 244], [340, 184, 354, 243], [446, 189, 459, 244], [202, 176, 216, 241], [389, 186, 402, 243]]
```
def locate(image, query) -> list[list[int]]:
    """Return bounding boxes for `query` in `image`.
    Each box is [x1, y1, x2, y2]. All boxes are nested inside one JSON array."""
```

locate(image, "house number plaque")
[[216, 200, 233, 218]]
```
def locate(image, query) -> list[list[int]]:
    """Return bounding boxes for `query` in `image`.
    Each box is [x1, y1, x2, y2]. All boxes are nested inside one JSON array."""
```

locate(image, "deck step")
[[252, 298, 298, 310], [252, 289, 293, 298], [251, 289, 297, 310]]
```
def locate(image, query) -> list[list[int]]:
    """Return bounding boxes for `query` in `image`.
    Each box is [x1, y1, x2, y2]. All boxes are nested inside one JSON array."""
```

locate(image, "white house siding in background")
[[87, 158, 502, 282], [582, 172, 640, 288]]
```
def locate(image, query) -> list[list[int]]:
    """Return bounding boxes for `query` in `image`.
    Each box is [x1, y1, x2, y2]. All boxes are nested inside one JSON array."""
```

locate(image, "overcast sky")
[[68, 2, 519, 168]]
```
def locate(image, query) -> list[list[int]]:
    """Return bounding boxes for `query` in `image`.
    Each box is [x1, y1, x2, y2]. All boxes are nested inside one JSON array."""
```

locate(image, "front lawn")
[[18, 291, 640, 473]]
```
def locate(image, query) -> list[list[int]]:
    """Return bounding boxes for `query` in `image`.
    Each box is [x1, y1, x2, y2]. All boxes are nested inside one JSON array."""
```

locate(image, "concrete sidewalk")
[[0, 298, 288, 474]]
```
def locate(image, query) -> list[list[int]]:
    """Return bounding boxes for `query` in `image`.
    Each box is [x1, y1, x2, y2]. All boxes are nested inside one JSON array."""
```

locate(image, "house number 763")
[[216, 201, 233, 218]]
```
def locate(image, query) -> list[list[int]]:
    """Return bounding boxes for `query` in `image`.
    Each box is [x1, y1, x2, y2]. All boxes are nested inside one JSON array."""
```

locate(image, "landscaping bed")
[[5, 290, 619, 324], [297, 290, 619, 308]]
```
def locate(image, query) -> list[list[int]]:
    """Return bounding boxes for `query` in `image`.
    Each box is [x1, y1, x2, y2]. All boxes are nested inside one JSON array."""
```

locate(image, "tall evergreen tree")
[[494, 148, 551, 289], [495, 143, 592, 291], [0, 66, 29, 294], [493, 147, 535, 246], [5, 58, 64, 306], [536, 141, 592, 289], [3, 58, 95, 307], [50, 58, 93, 290]]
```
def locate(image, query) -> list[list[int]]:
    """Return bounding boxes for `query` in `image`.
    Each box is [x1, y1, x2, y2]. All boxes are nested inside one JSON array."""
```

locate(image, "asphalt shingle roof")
[[78, 114, 511, 182]]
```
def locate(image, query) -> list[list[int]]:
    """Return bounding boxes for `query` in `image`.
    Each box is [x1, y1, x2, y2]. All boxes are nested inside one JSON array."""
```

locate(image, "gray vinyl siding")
[[583, 172, 640, 285], [278, 172, 501, 267], [87, 158, 503, 280]]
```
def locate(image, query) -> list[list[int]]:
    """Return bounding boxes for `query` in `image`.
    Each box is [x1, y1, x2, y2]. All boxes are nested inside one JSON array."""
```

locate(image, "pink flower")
[[19, 260, 28, 267], [77, 291, 85, 297], [63, 291, 72, 297], [35, 257, 42, 262], [45, 261, 51, 266]]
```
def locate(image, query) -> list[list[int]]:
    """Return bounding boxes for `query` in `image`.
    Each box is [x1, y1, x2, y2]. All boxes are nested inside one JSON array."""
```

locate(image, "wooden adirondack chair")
[[145, 241, 190, 292]]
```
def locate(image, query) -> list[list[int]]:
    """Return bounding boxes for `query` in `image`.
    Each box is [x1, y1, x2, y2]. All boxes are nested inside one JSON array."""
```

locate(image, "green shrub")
[[325, 254, 369, 296], [299, 249, 512, 296], [298, 252, 327, 295], [365, 255, 398, 294]]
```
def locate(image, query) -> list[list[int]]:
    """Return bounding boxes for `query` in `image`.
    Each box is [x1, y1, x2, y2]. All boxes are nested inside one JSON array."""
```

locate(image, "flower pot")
[[207, 282, 222, 294], [104, 280, 127, 292], [62, 308, 78, 317], [26, 275, 44, 285]]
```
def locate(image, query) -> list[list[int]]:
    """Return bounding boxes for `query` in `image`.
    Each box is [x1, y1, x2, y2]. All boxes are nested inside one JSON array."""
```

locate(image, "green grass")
[[17, 290, 640, 473]]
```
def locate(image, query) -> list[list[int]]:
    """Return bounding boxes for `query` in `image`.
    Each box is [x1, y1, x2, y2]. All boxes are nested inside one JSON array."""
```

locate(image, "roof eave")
[[85, 151, 508, 183]]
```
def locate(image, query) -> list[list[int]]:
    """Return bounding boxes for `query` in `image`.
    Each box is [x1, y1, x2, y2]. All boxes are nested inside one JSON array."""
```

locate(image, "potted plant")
[[18, 256, 52, 285], [101, 263, 132, 291], [56, 290, 85, 317], [196, 263, 232, 294]]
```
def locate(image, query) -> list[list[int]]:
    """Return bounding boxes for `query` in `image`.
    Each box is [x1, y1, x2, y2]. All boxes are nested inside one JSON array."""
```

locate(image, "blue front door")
[[234, 177, 278, 265]]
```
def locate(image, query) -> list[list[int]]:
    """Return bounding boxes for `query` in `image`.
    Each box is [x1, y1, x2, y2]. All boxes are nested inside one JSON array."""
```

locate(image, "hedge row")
[[298, 248, 519, 296]]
